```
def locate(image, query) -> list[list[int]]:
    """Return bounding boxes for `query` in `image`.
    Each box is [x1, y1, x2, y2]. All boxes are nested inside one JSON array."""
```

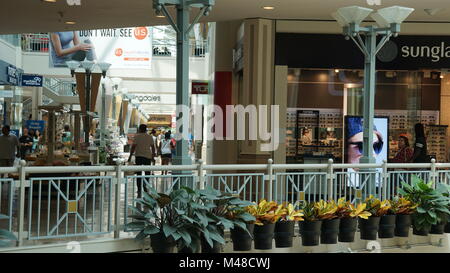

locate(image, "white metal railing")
[[21, 34, 49, 52], [0, 34, 20, 47], [1, 159, 449, 248], [43, 77, 76, 97], [21, 33, 208, 58]]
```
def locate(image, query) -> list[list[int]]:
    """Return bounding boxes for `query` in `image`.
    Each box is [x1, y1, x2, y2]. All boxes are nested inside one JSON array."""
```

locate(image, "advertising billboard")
[[49, 27, 152, 69], [344, 116, 389, 187]]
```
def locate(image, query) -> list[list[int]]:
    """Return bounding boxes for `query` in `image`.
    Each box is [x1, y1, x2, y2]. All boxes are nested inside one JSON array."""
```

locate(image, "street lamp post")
[[152, 0, 214, 167], [332, 6, 414, 163]]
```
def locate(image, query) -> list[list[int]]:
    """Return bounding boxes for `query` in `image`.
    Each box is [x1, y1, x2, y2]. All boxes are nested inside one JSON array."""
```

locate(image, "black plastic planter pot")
[[274, 221, 295, 248], [445, 221, 450, 233], [150, 232, 176, 253], [359, 216, 380, 240], [230, 224, 254, 251], [378, 215, 396, 239], [321, 218, 340, 244], [178, 237, 201, 253], [413, 226, 430, 236], [395, 214, 412, 237], [299, 220, 322, 246], [254, 223, 275, 250], [430, 223, 446, 235], [338, 218, 357, 243], [201, 229, 224, 253], [430, 215, 449, 235]]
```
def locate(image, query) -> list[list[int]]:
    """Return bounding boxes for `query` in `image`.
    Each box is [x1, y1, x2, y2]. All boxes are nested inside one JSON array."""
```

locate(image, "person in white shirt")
[[159, 131, 175, 175], [128, 124, 155, 198]]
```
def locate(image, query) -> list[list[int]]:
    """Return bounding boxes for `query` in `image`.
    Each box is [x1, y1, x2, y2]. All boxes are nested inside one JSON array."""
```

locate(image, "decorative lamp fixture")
[[371, 6, 414, 28], [80, 60, 96, 71], [332, 6, 373, 27], [97, 62, 112, 78], [66, 60, 80, 76]]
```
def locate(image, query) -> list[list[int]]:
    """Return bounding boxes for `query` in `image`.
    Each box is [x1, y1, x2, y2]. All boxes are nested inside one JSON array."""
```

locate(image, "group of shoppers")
[[127, 124, 176, 169], [0, 125, 42, 167]]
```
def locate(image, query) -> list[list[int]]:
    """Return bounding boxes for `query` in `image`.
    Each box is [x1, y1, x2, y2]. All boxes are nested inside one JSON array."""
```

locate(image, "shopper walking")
[[411, 123, 430, 163], [32, 130, 42, 153], [128, 124, 156, 198], [19, 128, 33, 159], [150, 129, 158, 167], [160, 132, 174, 175], [0, 125, 20, 167]]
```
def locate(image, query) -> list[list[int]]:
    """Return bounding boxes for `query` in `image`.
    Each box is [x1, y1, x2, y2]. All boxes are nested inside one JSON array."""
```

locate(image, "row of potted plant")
[[129, 176, 450, 253]]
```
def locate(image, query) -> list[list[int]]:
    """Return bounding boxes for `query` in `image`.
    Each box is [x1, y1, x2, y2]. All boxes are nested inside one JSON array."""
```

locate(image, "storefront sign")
[[21, 74, 43, 87], [26, 120, 45, 132], [6, 65, 18, 85], [148, 115, 172, 126], [276, 33, 450, 70], [9, 130, 19, 137], [192, 81, 209, 95], [136, 95, 161, 102]]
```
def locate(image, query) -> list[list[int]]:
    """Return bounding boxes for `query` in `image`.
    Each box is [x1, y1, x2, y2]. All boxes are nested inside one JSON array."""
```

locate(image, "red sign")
[[192, 81, 209, 95]]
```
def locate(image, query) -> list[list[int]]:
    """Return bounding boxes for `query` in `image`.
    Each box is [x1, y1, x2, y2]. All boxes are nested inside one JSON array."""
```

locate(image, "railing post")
[[114, 159, 123, 239], [17, 160, 27, 247], [197, 160, 204, 190], [431, 158, 437, 189], [327, 159, 334, 201], [382, 160, 388, 200], [267, 159, 273, 202]]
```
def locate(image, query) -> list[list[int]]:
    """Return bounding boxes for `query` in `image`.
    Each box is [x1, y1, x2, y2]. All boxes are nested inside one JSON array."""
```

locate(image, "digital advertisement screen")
[[344, 116, 389, 187]]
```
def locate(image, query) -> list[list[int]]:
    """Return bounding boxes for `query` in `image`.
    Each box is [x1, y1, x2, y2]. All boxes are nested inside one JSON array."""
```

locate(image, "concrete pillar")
[[31, 87, 43, 120]]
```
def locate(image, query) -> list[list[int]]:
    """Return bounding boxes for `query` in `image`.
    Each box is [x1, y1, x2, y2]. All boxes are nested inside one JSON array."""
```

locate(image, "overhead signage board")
[[6, 65, 19, 85], [49, 27, 152, 69], [21, 74, 43, 87], [192, 81, 209, 95], [26, 120, 45, 132], [276, 33, 450, 70]]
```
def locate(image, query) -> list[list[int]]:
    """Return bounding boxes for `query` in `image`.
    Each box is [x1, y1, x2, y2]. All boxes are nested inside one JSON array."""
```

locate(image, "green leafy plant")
[[127, 187, 207, 252], [0, 214, 17, 247], [246, 200, 283, 225], [399, 176, 450, 232], [390, 196, 417, 215], [315, 200, 338, 220], [364, 195, 392, 217], [336, 197, 371, 219], [298, 201, 319, 221]]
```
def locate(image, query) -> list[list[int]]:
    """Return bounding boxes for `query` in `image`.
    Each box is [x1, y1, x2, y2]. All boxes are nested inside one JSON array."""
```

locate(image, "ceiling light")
[[371, 6, 414, 28], [424, 8, 443, 16], [42, 0, 57, 2], [335, 69, 340, 73], [156, 15, 166, 18], [65, 21, 76, 25], [262, 6, 275, 10], [332, 6, 373, 27]]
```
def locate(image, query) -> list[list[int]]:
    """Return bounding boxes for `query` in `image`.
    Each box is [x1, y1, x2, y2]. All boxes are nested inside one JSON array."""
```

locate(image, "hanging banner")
[[49, 27, 152, 69]]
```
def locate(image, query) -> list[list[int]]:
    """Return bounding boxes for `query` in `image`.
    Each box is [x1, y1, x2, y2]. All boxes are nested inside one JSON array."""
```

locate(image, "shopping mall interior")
[[1, 0, 450, 254]]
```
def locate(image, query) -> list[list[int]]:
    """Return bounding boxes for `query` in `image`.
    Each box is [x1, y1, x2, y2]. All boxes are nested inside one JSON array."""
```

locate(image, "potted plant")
[[0, 214, 16, 248], [298, 201, 321, 246], [246, 200, 282, 250], [390, 196, 417, 237], [200, 189, 255, 253], [228, 207, 257, 251], [430, 183, 450, 234], [127, 188, 189, 253], [274, 202, 304, 248], [315, 200, 339, 244], [377, 199, 396, 239], [336, 198, 371, 243], [358, 195, 389, 240], [399, 177, 450, 236]]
